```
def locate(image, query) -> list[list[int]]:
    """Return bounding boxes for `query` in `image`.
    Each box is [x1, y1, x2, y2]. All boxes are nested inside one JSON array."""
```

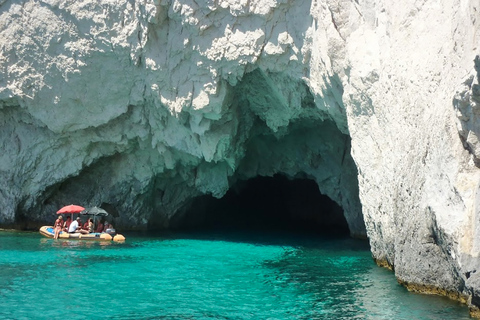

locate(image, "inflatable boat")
[[39, 226, 125, 242]]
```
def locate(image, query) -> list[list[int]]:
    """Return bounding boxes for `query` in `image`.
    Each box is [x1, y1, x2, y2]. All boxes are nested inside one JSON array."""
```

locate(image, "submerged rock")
[[1, 0, 480, 314]]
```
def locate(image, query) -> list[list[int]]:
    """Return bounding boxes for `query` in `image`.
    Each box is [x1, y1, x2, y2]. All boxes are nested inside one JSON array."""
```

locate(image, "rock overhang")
[[2, 0, 480, 314], [7, 68, 364, 237]]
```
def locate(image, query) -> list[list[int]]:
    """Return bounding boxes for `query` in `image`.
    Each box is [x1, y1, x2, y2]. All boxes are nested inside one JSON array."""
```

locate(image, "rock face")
[[1, 0, 480, 313]]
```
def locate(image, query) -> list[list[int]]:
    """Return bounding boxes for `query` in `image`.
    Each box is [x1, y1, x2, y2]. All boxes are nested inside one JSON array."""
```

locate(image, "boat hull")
[[39, 226, 124, 241]]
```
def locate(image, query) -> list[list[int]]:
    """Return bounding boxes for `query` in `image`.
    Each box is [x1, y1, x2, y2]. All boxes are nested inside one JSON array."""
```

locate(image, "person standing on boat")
[[54, 216, 63, 239]]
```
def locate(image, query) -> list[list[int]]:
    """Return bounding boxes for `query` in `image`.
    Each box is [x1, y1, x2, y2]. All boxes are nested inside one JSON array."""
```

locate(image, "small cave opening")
[[174, 174, 350, 236]]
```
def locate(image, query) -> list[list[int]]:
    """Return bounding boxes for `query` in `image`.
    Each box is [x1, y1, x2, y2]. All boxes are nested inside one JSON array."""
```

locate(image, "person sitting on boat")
[[54, 216, 63, 239], [88, 218, 94, 233], [63, 216, 72, 232], [104, 222, 116, 235], [68, 217, 80, 233], [68, 217, 89, 234], [82, 219, 89, 231], [95, 220, 104, 233]]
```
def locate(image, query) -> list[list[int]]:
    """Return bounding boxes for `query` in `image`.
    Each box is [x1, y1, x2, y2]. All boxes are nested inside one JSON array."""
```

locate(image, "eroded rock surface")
[[1, 0, 480, 313]]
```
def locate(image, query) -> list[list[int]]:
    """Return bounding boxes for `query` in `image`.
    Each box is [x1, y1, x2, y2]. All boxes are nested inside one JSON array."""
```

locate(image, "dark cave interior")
[[175, 174, 350, 236]]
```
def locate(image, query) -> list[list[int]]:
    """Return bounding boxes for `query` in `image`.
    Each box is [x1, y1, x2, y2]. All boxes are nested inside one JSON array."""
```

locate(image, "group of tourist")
[[53, 215, 113, 239]]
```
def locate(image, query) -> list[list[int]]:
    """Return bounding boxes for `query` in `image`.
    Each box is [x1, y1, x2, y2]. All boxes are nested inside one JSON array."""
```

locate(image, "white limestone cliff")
[[1, 0, 480, 314]]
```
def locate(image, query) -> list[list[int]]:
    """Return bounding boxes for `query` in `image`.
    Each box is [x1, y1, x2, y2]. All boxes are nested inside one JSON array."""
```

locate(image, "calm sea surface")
[[0, 230, 471, 320]]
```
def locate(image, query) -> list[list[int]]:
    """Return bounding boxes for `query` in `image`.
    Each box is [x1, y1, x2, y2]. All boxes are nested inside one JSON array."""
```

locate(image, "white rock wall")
[[339, 0, 480, 305], [1, 0, 480, 310]]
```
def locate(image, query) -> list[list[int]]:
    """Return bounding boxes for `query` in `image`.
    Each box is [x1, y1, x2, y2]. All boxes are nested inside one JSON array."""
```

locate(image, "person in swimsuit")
[[88, 218, 94, 233], [54, 216, 63, 239], [63, 216, 72, 232], [95, 220, 104, 233], [82, 219, 89, 231]]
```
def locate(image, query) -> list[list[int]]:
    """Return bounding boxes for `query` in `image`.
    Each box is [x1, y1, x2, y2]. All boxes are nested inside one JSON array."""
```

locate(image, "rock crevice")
[[1, 0, 480, 314]]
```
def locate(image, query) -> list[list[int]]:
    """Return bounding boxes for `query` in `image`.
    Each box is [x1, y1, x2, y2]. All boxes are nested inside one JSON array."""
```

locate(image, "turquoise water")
[[0, 230, 471, 320]]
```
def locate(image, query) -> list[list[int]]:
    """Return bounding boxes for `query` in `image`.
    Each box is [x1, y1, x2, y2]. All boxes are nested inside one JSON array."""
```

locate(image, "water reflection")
[[263, 244, 471, 320], [0, 230, 472, 319], [39, 237, 115, 248], [263, 246, 370, 319]]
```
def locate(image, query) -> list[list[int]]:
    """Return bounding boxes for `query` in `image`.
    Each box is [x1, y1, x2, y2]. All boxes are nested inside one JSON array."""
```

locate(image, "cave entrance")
[[175, 174, 350, 236]]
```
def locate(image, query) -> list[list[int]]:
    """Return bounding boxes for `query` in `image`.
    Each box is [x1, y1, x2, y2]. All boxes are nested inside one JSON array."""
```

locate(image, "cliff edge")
[[1, 0, 480, 314]]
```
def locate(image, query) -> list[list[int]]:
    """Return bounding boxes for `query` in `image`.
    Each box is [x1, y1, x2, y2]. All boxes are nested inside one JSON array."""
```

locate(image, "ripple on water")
[[0, 230, 472, 320]]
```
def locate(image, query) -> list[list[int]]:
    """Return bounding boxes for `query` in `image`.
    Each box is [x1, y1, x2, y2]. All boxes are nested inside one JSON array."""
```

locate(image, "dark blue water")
[[0, 230, 471, 319]]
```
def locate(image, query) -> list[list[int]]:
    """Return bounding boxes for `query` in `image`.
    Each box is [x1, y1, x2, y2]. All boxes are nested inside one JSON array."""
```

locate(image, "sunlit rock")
[[1, 0, 480, 313]]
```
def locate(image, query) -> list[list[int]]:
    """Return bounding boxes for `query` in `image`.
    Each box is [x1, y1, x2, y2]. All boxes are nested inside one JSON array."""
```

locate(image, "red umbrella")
[[56, 204, 85, 214]]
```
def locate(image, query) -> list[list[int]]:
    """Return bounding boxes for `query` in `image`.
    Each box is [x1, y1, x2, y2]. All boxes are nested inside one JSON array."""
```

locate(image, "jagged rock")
[[1, 0, 480, 314]]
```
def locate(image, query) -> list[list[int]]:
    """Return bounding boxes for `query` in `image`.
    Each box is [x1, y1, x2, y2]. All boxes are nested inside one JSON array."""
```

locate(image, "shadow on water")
[[256, 238, 472, 320], [122, 227, 370, 251]]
